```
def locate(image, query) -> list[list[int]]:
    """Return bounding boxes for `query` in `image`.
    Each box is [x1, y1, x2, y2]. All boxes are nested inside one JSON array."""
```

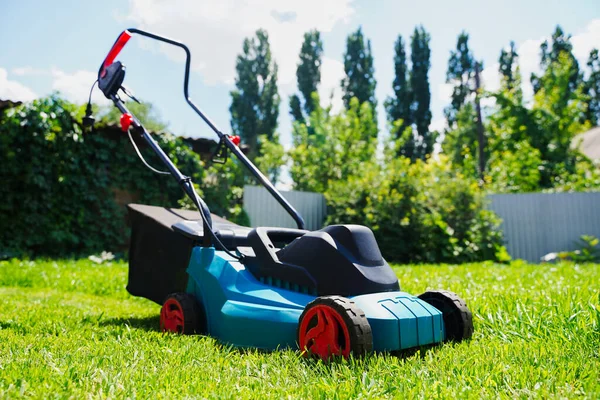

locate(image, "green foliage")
[[290, 30, 323, 123], [101, 100, 168, 132], [2, 259, 599, 398], [385, 27, 434, 162], [445, 32, 475, 128], [341, 27, 378, 129], [487, 141, 542, 193], [289, 98, 505, 263], [529, 54, 590, 186], [555, 235, 600, 263], [385, 35, 411, 135], [326, 155, 505, 264], [289, 96, 377, 194], [288, 94, 304, 124], [409, 26, 433, 158], [230, 29, 280, 160], [254, 134, 285, 183], [550, 155, 600, 192], [441, 103, 479, 171], [447, 49, 594, 192], [585, 48, 600, 125], [0, 96, 244, 256], [498, 41, 519, 92], [531, 26, 581, 95], [178, 159, 250, 227]]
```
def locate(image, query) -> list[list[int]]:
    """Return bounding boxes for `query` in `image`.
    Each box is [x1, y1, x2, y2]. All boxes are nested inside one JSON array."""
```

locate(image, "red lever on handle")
[[120, 113, 134, 132], [103, 30, 132, 69]]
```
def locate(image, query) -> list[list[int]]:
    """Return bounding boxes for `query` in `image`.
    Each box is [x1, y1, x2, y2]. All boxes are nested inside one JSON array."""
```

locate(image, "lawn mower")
[[87, 28, 474, 360]]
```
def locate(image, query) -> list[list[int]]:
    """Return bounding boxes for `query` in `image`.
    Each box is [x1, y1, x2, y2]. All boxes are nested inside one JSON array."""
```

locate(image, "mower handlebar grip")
[[102, 30, 132, 70]]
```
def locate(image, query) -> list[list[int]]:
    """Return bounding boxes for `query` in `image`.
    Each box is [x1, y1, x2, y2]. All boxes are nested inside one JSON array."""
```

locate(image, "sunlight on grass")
[[0, 259, 598, 398]]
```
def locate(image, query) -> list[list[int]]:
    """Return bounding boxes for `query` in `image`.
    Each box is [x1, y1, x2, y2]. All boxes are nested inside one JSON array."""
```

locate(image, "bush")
[[0, 96, 243, 257], [326, 155, 507, 264], [288, 96, 508, 264]]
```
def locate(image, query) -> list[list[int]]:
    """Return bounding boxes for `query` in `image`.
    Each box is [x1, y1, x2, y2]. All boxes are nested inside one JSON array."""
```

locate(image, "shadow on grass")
[[389, 344, 441, 359], [98, 315, 160, 332], [94, 316, 443, 363], [295, 344, 442, 366]]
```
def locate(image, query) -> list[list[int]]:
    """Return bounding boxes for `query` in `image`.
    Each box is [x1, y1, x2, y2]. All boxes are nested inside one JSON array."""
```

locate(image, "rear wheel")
[[418, 290, 473, 342], [297, 296, 372, 360], [160, 292, 203, 334]]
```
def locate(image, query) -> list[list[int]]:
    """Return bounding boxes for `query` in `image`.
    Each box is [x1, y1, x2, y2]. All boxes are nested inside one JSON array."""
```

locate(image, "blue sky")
[[1, 0, 599, 151]]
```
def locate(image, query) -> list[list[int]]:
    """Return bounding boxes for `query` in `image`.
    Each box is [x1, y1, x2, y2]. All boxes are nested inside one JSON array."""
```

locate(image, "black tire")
[[160, 292, 204, 335], [418, 290, 473, 342], [297, 296, 372, 360]]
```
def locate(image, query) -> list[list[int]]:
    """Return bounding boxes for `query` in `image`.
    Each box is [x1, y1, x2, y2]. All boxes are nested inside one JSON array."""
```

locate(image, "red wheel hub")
[[298, 305, 351, 360], [160, 298, 185, 333]]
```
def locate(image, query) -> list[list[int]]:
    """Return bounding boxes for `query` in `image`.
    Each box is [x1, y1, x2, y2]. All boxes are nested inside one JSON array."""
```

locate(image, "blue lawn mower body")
[[187, 247, 443, 352], [92, 29, 474, 360]]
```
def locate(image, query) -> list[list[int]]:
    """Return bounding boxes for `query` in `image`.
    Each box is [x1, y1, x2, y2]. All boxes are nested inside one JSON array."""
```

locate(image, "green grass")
[[0, 259, 598, 399]]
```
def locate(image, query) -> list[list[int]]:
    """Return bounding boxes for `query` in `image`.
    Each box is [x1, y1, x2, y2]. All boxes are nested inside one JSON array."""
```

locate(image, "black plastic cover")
[[245, 224, 400, 297], [127, 204, 250, 304]]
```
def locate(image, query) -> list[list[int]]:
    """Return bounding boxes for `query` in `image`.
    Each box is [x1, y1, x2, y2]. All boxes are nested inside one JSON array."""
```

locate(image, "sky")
[[1, 0, 599, 152]]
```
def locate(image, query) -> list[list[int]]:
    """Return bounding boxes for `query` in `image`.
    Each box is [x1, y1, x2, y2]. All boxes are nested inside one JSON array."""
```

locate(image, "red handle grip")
[[103, 30, 132, 69]]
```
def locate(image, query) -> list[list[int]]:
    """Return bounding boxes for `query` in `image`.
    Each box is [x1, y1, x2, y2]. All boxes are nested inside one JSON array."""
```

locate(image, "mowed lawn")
[[0, 259, 598, 399]]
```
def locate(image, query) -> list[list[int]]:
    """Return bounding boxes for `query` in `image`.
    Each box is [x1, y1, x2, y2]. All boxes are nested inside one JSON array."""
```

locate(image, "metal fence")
[[488, 192, 600, 262], [244, 186, 600, 262], [243, 185, 327, 231]]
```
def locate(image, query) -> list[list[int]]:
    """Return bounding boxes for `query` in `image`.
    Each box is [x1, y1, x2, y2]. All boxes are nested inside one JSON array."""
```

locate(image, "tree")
[[445, 32, 476, 128], [487, 140, 542, 193], [230, 29, 280, 160], [531, 54, 589, 185], [585, 48, 600, 125], [385, 35, 411, 135], [531, 26, 581, 95], [409, 26, 434, 160], [289, 95, 304, 124], [442, 103, 479, 174], [290, 30, 323, 124], [487, 53, 590, 189], [341, 27, 377, 129], [498, 41, 519, 91], [289, 95, 377, 193]]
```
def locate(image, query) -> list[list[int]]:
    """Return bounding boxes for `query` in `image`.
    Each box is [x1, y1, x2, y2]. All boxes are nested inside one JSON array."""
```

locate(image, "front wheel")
[[160, 292, 203, 334], [297, 296, 372, 361], [418, 290, 474, 342]]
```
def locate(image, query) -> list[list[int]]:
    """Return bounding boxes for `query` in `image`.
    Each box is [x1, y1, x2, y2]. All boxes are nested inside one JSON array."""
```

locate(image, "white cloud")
[[429, 117, 447, 133], [12, 66, 48, 76], [481, 62, 501, 93], [571, 19, 600, 64], [0, 68, 37, 102], [438, 82, 453, 103], [50, 69, 109, 105], [123, 0, 354, 86], [2, 66, 112, 105], [319, 57, 345, 113]]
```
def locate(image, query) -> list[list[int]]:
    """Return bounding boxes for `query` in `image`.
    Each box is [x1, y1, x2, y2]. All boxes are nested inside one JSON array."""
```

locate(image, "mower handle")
[[101, 30, 132, 74], [99, 28, 306, 230]]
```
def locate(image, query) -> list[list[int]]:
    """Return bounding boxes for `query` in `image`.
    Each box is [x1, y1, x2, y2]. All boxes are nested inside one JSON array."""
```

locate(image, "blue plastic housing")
[[186, 247, 444, 352]]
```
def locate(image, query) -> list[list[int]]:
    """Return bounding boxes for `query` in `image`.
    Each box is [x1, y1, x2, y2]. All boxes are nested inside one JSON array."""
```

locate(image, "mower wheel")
[[297, 296, 372, 360], [160, 292, 203, 335], [418, 290, 473, 342]]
